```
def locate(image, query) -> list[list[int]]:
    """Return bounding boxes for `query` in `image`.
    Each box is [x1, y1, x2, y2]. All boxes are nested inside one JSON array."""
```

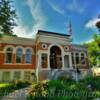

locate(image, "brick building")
[[0, 30, 89, 82]]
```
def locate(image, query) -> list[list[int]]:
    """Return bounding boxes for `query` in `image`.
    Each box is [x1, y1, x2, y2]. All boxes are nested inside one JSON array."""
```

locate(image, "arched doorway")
[[50, 46, 62, 69]]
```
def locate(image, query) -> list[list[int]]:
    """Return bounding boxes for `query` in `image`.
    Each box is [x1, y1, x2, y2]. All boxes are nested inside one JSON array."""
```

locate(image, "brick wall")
[[0, 43, 36, 70]]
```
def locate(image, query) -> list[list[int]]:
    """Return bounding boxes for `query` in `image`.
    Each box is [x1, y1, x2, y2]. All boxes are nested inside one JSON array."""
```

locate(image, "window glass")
[[41, 53, 48, 68], [2, 72, 10, 82], [76, 53, 79, 64], [24, 71, 31, 80], [71, 53, 74, 64], [14, 71, 21, 80], [64, 55, 70, 68], [16, 48, 23, 63], [25, 49, 32, 63], [81, 53, 85, 64], [5, 47, 13, 63]]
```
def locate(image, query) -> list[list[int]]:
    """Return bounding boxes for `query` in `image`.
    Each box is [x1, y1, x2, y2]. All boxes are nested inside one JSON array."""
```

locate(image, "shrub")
[[27, 80, 49, 100], [14, 80, 31, 89], [0, 84, 15, 98], [27, 77, 100, 100]]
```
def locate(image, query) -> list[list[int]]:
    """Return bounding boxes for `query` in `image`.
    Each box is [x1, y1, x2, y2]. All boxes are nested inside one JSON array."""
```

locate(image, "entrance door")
[[50, 46, 62, 69]]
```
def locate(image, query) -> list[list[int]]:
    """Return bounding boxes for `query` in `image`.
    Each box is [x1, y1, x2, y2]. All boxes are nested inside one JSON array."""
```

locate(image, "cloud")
[[47, 0, 65, 15], [47, 0, 85, 16], [67, 0, 85, 13], [85, 39, 94, 43], [26, 0, 46, 36], [86, 18, 100, 29], [13, 12, 33, 38], [13, 0, 46, 38], [13, 22, 33, 38]]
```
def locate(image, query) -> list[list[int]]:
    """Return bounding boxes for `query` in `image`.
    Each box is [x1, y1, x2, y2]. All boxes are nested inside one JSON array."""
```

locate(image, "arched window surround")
[[4, 46, 14, 63]]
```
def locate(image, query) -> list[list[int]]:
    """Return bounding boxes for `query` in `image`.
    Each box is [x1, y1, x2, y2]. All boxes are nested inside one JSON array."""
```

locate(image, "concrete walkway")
[[1, 87, 31, 100]]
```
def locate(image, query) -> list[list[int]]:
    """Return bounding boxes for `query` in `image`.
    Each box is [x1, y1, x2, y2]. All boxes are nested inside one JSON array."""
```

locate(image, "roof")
[[71, 44, 88, 51], [72, 44, 88, 48], [0, 35, 35, 46], [37, 30, 71, 37]]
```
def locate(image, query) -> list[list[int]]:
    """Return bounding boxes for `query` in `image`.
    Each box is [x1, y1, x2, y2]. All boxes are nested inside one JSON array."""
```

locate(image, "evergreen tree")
[[0, 0, 17, 35]]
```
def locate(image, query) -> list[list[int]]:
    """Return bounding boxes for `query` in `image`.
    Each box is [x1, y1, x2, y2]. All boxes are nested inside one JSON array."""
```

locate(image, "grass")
[[0, 83, 10, 88]]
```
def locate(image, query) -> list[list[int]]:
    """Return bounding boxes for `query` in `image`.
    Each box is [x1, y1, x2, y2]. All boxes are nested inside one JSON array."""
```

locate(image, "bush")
[[14, 80, 31, 89], [27, 80, 49, 100], [27, 77, 100, 100]]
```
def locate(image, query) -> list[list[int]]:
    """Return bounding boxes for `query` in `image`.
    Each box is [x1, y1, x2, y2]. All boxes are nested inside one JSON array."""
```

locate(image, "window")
[[16, 48, 23, 63], [25, 49, 32, 64], [2, 72, 10, 82], [5, 47, 13, 63], [81, 53, 85, 64], [14, 71, 21, 80], [64, 55, 70, 68], [41, 53, 48, 68], [76, 53, 79, 64], [24, 71, 31, 80], [71, 53, 74, 64]]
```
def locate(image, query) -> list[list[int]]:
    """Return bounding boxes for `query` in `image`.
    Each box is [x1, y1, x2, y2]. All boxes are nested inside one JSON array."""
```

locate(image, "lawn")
[[0, 83, 10, 88]]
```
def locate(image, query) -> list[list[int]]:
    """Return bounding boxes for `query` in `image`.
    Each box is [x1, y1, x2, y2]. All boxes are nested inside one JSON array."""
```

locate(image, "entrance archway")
[[50, 46, 62, 69]]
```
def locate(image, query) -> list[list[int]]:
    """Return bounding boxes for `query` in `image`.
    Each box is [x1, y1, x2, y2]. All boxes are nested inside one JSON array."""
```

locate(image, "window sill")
[[3, 63, 32, 65]]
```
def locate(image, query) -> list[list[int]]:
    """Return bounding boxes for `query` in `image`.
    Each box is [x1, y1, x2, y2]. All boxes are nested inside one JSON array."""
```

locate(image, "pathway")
[[1, 87, 31, 100]]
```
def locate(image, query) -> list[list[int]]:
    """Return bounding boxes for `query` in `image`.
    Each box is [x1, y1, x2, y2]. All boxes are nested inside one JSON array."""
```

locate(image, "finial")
[[68, 21, 72, 35]]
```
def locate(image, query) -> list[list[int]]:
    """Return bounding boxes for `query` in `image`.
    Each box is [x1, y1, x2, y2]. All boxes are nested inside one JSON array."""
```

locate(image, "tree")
[[0, 0, 17, 35], [87, 34, 100, 67]]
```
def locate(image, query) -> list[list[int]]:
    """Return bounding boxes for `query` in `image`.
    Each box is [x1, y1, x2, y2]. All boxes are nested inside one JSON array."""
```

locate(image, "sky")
[[13, 0, 100, 44]]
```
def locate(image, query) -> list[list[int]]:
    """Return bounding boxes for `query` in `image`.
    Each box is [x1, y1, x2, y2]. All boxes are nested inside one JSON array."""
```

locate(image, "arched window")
[[25, 49, 32, 64], [5, 47, 13, 63], [16, 48, 23, 63]]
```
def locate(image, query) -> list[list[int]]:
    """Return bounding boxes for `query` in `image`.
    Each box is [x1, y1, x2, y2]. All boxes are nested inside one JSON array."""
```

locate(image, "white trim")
[[3, 45, 15, 53], [15, 46, 25, 54], [4, 46, 14, 64], [48, 44, 64, 69], [3, 63, 33, 65], [0, 70, 35, 81], [48, 43, 64, 55], [0, 69, 34, 71], [41, 43, 47, 49], [25, 47, 34, 54]]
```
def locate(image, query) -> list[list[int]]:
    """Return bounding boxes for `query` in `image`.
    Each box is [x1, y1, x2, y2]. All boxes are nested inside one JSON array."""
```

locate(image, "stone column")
[[10, 71, 14, 81], [0, 72, 3, 81], [74, 52, 76, 68], [20, 71, 24, 80], [62, 53, 64, 69], [48, 53, 50, 70], [69, 53, 73, 69]]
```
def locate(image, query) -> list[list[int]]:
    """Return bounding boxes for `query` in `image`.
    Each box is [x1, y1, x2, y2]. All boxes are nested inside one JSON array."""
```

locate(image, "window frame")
[[25, 49, 32, 64], [5, 47, 13, 64], [16, 48, 23, 64]]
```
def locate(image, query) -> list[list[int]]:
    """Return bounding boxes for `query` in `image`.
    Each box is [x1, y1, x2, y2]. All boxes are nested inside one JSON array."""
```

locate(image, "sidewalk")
[[1, 87, 30, 100]]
